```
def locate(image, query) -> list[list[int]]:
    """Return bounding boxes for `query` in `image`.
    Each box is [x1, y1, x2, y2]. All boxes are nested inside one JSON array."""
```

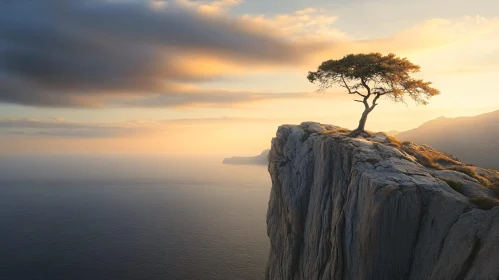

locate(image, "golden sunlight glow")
[[2, 1, 499, 155]]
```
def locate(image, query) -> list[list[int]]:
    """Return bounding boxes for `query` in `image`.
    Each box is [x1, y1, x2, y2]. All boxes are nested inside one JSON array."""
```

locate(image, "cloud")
[[1, 0, 498, 108], [0, 118, 154, 138], [149, 0, 168, 9], [311, 16, 499, 62], [0, 116, 282, 138], [111, 88, 315, 108], [240, 8, 347, 41], [177, 0, 243, 14], [0, 0, 317, 107]]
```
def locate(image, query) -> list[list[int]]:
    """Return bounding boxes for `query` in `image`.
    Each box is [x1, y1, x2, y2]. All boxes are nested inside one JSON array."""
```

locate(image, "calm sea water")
[[0, 155, 271, 280]]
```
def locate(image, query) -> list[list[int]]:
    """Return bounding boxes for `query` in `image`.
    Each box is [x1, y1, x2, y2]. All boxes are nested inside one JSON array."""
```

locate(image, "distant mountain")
[[386, 130, 400, 136], [223, 150, 269, 166], [397, 110, 499, 170]]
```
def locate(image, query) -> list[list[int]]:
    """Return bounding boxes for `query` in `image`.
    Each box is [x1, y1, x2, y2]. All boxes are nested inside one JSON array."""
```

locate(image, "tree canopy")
[[307, 53, 440, 134]]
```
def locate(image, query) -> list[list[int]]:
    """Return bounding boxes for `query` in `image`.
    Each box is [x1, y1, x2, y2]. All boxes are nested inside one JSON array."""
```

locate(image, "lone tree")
[[307, 53, 440, 136]]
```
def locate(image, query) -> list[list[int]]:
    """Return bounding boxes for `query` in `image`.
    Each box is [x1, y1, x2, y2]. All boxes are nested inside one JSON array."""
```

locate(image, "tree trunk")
[[355, 109, 370, 133]]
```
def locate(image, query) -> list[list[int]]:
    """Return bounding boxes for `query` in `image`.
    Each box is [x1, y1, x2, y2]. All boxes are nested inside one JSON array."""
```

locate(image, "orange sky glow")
[[1, 0, 498, 156]]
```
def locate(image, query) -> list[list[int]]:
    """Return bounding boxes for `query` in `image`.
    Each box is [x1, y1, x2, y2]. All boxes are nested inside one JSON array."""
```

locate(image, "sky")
[[1, 0, 498, 156]]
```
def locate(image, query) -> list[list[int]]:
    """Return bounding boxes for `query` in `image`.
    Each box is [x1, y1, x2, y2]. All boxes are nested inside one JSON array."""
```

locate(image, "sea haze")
[[0, 155, 271, 280]]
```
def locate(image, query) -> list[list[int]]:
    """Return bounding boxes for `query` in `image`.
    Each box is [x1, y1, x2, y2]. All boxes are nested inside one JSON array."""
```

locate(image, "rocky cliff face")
[[266, 122, 499, 280]]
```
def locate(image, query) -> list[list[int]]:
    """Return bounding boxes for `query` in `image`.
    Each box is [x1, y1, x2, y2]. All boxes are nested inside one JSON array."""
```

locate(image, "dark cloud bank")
[[0, 0, 312, 108]]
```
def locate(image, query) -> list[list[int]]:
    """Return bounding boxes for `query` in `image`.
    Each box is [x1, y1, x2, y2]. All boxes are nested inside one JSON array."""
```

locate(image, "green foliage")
[[470, 196, 499, 210], [308, 53, 440, 132], [307, 53, 440, 105], [442, 179, 464, 194]]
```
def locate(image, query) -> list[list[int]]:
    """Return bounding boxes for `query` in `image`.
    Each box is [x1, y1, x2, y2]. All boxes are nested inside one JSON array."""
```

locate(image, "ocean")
[[0, 155, 271, 280]]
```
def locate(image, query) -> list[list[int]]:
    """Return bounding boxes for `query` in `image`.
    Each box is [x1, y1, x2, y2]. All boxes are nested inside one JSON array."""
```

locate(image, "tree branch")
[[354, 96, 369, 110], [341, 75, 366, 97], [372, 88, 393, 96], [361, 78, 372, 96], [368, 93, 382, 112]]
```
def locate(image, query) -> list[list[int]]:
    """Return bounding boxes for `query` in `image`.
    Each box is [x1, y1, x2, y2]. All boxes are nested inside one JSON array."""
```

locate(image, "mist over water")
[[0, 155, 271, 280]]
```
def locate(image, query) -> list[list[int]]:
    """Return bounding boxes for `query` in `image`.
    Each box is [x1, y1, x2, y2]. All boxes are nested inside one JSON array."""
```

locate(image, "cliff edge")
[[266, 122, 499, 280]]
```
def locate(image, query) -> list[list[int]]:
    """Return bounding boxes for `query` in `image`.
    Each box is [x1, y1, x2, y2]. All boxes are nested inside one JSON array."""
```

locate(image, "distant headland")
[[223, 150, 269, 166]]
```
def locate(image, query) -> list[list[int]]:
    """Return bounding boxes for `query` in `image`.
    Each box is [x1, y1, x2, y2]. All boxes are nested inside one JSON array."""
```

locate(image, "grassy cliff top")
[[296, 121, 499, 210]]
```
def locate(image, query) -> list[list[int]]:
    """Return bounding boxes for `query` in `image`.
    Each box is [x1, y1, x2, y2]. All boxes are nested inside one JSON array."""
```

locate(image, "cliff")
[[266, 122, 499, 280], [223, 150, 269, 165]]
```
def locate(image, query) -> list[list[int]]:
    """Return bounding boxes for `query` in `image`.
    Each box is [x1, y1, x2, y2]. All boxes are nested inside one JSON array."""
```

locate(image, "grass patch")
[[450, 165, 477, 178], [333, 131, 499, 191], [348, 131, 499, 201], [489, 182, 499, 198], [320, 128, 351, 135], [470, 195, 499, 210], [449, 166, 490, 186], [381, 136, 455, 170], [416, 154, 443, 170], [442, 179, 464, 194], [385, 135, 401, 147], [486, 168, 499, 175]]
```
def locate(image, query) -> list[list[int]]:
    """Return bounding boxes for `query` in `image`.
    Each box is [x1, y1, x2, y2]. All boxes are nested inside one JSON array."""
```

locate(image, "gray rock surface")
[[266, 122, 499, 280]]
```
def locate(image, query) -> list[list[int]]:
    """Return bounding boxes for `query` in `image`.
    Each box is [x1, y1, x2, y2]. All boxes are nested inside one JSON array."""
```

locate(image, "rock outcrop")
[[266, 122, 499, 280]]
